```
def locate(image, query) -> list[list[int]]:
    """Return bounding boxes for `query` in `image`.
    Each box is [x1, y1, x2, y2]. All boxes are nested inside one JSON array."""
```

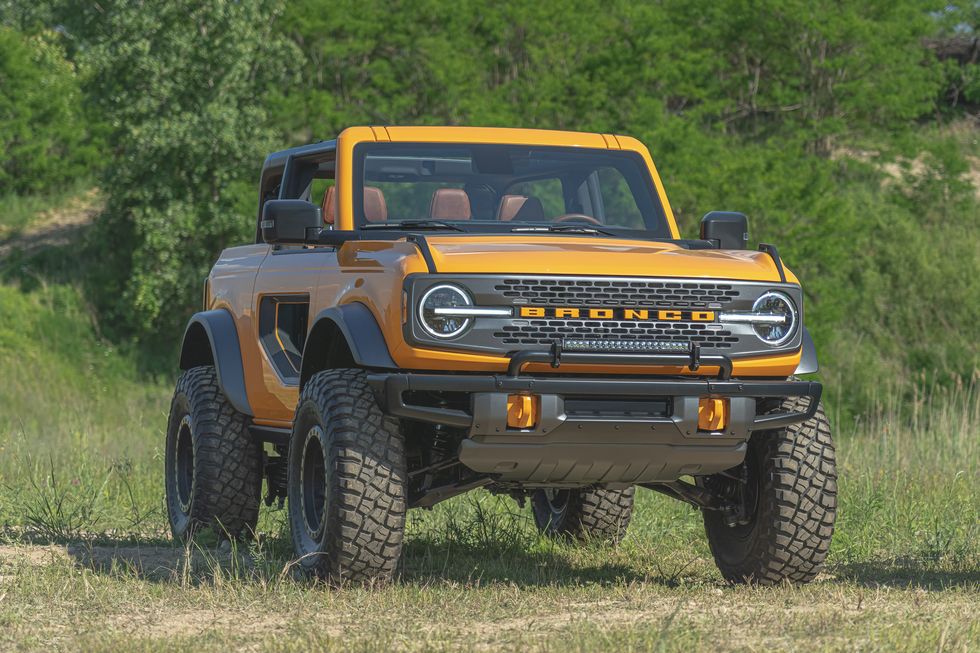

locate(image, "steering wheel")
[[553, 213, 603, 225]]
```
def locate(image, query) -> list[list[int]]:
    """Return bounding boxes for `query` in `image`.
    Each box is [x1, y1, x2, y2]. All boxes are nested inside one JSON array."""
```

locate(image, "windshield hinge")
[[406, 234, 437, 273]]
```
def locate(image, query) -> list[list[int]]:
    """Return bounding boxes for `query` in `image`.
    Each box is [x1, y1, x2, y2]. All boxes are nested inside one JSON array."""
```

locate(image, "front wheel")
[[531, 486, 634, 545], [287, 369, 407, 584], [702, 398, 837, 585]]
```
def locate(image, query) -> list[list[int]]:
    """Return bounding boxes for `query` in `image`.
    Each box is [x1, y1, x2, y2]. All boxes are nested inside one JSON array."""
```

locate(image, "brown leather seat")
[[429, 188, 471, 220], [321, 185, 388, 224], [363, 186, 387, 223], [321, 185, 337, 224], [496, 194, 545, 222]]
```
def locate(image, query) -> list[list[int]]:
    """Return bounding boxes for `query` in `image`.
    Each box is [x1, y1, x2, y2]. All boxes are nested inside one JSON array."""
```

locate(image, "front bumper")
[[367, 349, 821, 486]]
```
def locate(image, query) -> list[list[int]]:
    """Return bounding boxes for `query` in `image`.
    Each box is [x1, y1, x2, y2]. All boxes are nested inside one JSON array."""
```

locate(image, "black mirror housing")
[[261, 200, 322, 244], [700, 211, 749, 250]]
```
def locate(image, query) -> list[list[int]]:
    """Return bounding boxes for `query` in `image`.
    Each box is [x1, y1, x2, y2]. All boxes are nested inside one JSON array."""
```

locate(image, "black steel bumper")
[[367, 349, 821, 485]]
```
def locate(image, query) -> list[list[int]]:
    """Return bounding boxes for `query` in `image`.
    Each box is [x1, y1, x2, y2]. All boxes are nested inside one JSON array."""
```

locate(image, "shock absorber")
[[264, 452, 288, 508], [431, 424, 453, 461]]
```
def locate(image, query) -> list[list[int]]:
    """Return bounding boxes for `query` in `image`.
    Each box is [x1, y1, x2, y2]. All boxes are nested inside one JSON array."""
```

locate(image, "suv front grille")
[[493, 278, 741, 308], [405, 274, 804, 359]]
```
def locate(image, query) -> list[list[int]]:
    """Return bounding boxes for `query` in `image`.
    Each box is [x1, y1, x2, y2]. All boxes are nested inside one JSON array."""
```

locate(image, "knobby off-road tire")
[[165, 366, 263, 541], [702, 398, 837, 585], [288, 368, 407, 585], [531, 486, 635, 545]]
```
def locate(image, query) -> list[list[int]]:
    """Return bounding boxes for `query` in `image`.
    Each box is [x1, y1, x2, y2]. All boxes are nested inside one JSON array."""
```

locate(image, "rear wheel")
[[702, 399, 837, 585], [288, 368, 407, 584], [164, 366, 263, 541], [532, 486, 634, 545]]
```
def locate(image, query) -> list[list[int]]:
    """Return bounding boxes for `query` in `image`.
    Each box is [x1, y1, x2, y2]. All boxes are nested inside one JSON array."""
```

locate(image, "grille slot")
[[493, 278, 740, 308]]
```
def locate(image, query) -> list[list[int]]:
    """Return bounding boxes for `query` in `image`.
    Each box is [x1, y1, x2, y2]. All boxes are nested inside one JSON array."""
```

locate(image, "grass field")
[[0, 199, 977, 651]]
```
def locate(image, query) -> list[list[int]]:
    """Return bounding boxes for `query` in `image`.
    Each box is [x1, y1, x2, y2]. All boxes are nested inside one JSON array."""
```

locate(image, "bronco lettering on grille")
[[518, 306, 716, 321]]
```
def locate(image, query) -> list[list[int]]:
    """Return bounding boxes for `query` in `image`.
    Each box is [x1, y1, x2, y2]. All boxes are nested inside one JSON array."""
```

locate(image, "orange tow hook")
[[506, 393, 540, 429]]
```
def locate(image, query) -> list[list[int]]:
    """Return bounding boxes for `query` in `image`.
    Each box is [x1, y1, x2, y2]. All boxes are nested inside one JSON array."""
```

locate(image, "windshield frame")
[[351, 142, 673, 239]]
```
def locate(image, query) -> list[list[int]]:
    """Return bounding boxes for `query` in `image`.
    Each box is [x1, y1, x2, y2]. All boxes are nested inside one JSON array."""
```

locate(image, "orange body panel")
[[211, 126, 804, 423]]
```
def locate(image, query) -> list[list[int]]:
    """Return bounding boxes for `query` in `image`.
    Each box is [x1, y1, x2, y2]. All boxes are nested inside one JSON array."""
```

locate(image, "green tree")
[[0, 26, 97, 195], [73, 0, 298, 338]]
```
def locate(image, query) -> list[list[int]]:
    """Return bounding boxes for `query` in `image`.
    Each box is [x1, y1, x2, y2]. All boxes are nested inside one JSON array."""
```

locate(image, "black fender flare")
[[178, 309, 252, 416], [300, 303, 397, 389], [794, 327, 819, 375]]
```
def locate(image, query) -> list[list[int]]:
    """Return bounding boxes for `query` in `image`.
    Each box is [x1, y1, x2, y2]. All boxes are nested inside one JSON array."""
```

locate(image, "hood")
[[420, 235, 793, 283]]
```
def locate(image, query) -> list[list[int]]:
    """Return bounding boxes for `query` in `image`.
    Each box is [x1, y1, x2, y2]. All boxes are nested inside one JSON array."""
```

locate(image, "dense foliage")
[[1, 0, 977, 413], [0, 26, 98, 195]]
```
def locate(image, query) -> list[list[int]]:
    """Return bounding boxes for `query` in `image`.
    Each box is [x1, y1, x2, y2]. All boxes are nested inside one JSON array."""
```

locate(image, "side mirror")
[[261, 200, 322, 244], [700, 211, 749, 250]]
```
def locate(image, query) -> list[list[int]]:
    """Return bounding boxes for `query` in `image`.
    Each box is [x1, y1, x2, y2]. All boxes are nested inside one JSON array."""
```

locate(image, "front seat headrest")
[[496, 195, 527, 221], [429, 188, 471, 220], [499, 195, 544, 222]]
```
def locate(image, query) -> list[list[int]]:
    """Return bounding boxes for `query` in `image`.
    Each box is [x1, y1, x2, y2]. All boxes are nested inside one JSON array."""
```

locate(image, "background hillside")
[[2, 0, 977, 415]]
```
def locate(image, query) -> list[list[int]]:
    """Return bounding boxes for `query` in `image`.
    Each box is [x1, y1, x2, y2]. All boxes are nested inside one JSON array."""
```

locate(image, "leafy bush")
[[70, 0, 299, 338], [0, 27, 99, 196]]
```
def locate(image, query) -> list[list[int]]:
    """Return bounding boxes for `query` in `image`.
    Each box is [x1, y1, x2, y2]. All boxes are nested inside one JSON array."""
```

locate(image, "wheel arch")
[[794, 327, 819, 375], [300, 303, 397, 390], [178, 309, 253, 416]]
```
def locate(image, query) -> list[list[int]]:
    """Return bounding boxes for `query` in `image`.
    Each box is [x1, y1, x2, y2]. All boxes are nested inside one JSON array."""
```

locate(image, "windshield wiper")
[[511, 224, 619, 237], [361, 220, 465, 232]]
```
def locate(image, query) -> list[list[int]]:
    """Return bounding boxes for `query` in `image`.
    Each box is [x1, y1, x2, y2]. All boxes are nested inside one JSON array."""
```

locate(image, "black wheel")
[[702, 398, 837, 585], [288, 368, 407, 584], [531, 486, 634, 545], [165, 366, 263, 540]]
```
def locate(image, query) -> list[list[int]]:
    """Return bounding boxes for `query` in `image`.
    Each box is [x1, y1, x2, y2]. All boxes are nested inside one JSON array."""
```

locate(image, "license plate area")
[[563, 396, 671, 419]]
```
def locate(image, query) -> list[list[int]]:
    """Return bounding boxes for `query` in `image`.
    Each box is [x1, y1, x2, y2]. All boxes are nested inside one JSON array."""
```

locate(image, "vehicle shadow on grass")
[[829, 560, 980, 591], [50, 535, 980, 592], [40, 530, 669, 589], [398, 536, 667, 588], [43, 536, 278, 584], [57, 538, 660, 589]]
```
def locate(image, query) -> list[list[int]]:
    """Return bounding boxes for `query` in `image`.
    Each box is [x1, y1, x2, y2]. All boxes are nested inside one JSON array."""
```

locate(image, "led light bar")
[[563, 339, 691, 353], [718, 312, 788, 325], [432, 306, 513, 317]]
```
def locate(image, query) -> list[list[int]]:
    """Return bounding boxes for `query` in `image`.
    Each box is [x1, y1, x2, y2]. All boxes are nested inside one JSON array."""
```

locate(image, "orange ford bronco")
[[166, 126, 836, 585]]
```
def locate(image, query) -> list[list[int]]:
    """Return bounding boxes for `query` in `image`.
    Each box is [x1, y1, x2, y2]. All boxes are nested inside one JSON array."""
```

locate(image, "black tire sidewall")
[[288, 397, 333, 573], [165, 391, 195, 538], [702, 438, 765, 568]]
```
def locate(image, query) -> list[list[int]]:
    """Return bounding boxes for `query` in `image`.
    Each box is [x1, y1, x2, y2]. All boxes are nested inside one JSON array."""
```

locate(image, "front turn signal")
[[698, 397, 729, 431], [507, 393, 539, 429]]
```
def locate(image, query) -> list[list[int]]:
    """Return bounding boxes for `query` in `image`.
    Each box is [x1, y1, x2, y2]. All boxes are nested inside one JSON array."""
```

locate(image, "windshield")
[[352, 143, 672, 237]]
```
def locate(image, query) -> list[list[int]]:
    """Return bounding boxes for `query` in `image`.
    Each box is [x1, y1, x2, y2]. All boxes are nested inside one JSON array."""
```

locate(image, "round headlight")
[[418, 284, 473, 339], [751, 291, 797, 346]]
